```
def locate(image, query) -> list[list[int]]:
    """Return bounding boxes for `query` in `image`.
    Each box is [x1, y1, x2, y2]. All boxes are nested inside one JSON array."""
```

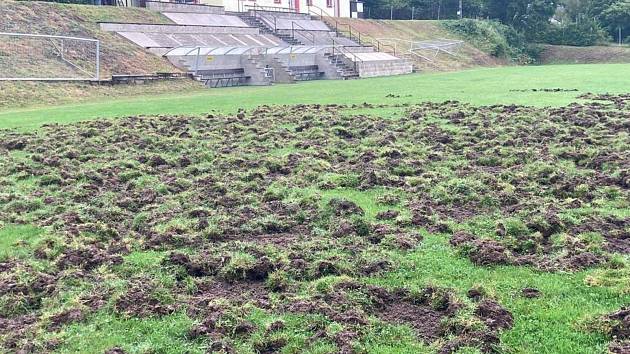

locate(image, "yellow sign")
[[206, 56, 214, 62], [290, 54, 297, 59]]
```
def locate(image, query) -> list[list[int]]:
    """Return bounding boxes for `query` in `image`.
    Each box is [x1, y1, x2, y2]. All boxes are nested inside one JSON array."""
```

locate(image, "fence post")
[[411, 7, 414, 20], [390, 5, 393, 20], [95, 40, 100, 81], [194, 46, 201, 76]]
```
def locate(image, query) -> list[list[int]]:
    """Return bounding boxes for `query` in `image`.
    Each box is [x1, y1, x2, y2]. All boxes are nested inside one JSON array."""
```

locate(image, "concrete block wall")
[[357, 60, 413, 78]]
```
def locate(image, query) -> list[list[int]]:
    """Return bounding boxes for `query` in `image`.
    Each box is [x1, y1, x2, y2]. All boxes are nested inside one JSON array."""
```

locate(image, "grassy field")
[[1, 63, 630, 130], [0, 65, 629, 354]]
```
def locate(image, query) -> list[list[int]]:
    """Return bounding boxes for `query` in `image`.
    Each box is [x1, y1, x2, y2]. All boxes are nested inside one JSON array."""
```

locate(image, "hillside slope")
[[0, 0, 177, 77], [332, 19, 503, 72], [0, 1, 203, 109], [538, 44, 630, 64]]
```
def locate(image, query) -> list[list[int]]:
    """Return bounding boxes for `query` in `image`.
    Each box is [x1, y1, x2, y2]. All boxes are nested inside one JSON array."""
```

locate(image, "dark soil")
[[474, 300, 514, 331], [1, 95, 629, 352]]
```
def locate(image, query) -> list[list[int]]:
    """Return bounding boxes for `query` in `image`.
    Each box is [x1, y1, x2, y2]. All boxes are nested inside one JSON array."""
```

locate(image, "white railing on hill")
[[0, 32, 100, 81]]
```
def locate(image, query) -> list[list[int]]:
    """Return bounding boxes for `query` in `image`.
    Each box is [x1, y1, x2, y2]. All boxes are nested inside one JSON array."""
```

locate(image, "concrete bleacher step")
[[231, 13, 274, 35], [323, 53, 359, 79]]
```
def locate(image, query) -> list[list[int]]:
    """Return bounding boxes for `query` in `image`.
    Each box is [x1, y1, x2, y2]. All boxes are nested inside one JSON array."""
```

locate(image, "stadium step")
[[231, 12, 304, 46], [232, 13, 275, 35], [323, 53, 359, 79]]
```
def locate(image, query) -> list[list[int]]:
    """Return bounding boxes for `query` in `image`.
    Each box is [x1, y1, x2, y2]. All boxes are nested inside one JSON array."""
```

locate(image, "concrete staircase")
[[323, 53, 359, 79], [242, 55, 273, 85], [274, 32, 304, 46], [232, 12, 303, 45], [232, 12, 274, 34]]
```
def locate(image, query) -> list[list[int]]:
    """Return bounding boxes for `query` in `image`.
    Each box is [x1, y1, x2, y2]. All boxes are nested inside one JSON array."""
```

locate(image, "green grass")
[[1, 64, 629, 353], [55, 311, 203, 354], [0, 224, 44, 261], [330, 189, 627, 354], [378, 234, 623, 354], [2, 64, 630, 130]]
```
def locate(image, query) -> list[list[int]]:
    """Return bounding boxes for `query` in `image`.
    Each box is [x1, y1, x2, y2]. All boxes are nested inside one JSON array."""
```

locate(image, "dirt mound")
[[114, 281, 176, 317], [475, 300, 514, 331]]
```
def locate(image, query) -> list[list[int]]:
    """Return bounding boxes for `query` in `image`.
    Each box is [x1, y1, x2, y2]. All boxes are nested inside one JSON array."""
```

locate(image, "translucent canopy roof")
[[164, 45, 336, 57]]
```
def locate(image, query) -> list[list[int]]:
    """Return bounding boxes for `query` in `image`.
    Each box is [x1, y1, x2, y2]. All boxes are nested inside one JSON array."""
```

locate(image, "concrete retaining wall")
[[248, 10, 311, 20], [146, 1, 224, 14], [272, 53, 317, 67], [100, 23, 259, 35], [357, 60, 413, 78], [163, 13, 249, 27]]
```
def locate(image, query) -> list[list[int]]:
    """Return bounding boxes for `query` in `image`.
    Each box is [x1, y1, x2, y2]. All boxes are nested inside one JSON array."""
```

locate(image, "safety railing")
[[377, 37, 463, 62], [252, 8, 278, 32], [0, 32, 100, 81], [306, 4, 335, 18], [249, 5, 315, 46], [330, 39, 363, 73], [291, 21, 316, 45], [245, 3, 297, 14], [307, 5, 396, 55]]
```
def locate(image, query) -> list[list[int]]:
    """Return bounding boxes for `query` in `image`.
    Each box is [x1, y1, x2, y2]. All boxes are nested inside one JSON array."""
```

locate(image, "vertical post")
[[390, 5, 393, 20], [458, 0, 462, 19], [411, 7, 414, 20], [194, 46, 201, 76], [619, 26, 622, 46], [95, 40, 100, 81]]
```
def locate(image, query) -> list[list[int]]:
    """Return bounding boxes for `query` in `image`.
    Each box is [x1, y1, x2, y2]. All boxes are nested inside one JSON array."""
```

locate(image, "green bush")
[[441, 19, 537, 63], [544, 19, 610, 46]]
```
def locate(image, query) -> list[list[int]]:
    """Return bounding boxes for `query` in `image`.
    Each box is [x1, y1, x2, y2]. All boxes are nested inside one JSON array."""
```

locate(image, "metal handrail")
[[330, 40, 363, 73], [304, 8, 396, 55], [291, 21, 316, 45], [245, 3, 296, 14], [306, 4, 335, 18], [252, 8, 278, 32]]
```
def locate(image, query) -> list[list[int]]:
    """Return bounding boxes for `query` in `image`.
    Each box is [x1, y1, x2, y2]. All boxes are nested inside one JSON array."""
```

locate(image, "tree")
[[601, 1, 630, 42], [485, 0, 557, 39]]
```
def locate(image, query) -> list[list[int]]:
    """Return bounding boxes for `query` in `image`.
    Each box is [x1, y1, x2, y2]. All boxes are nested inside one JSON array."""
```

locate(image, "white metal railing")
[[0, 32, 100, 81], [377, 37, 463, 62]]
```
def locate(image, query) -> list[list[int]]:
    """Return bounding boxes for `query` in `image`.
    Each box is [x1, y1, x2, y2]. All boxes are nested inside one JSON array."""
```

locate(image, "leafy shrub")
[[442, 19, 537, 63], [544, 19, 610, 46]]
